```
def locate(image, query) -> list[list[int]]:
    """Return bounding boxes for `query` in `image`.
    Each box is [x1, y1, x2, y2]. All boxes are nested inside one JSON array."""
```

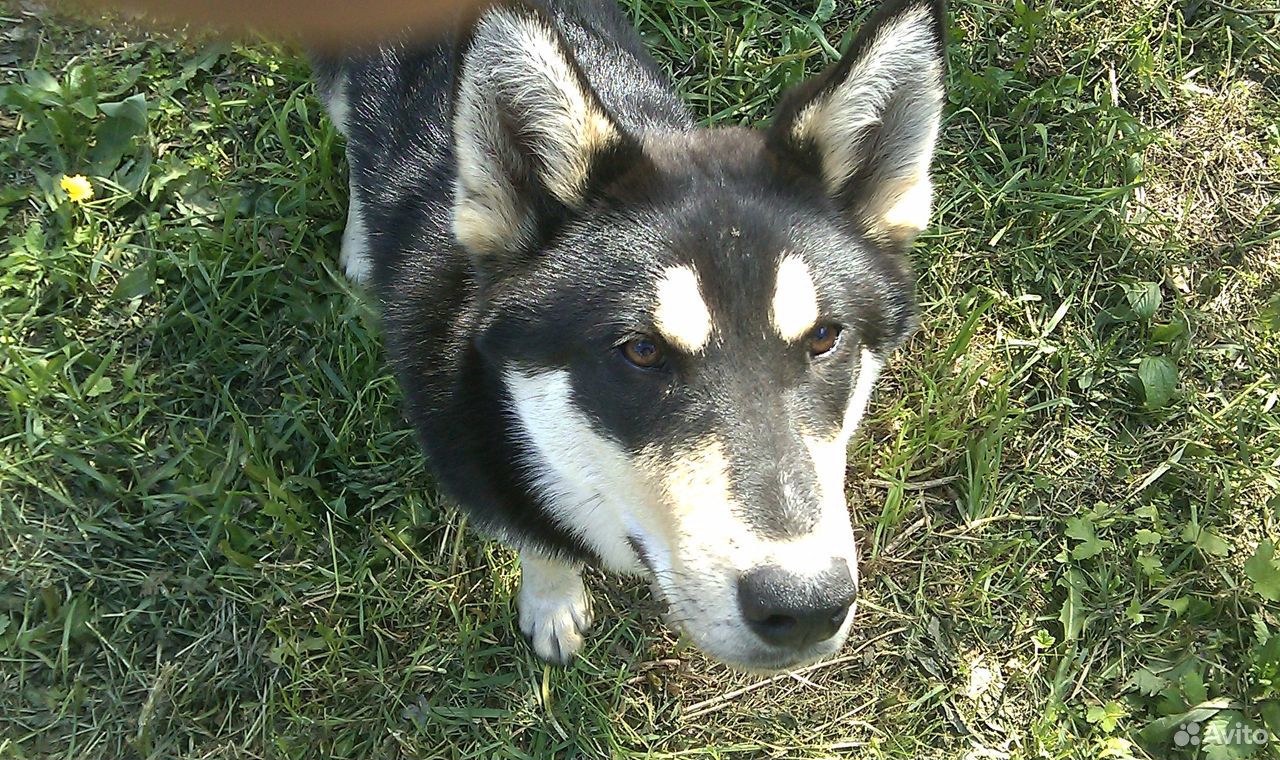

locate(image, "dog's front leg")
[[516, 551, 594, 665]]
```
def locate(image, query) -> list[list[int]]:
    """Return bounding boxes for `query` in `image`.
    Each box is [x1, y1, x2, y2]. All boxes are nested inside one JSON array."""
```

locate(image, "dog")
[[311, 0, 945, 672]]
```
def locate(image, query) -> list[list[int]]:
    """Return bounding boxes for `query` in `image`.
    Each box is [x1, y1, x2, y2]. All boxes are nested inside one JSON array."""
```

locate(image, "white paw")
[[340, 188, 372, 284], [517, 555, 593, 665], [340, 245, 372, 283], [339, 223, 372, 284]]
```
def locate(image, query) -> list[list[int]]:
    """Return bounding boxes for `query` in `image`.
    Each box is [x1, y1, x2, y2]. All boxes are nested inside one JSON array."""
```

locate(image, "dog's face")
[[451, 0, 945, 670]]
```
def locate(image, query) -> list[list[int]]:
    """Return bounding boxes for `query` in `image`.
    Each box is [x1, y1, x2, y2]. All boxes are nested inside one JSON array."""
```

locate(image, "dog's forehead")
[[647, 197, 831, 352], [610, 131, 854, 348]]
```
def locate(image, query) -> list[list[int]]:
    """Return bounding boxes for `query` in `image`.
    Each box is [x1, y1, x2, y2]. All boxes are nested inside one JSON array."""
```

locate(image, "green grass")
[[2, 0, 1279, 756]]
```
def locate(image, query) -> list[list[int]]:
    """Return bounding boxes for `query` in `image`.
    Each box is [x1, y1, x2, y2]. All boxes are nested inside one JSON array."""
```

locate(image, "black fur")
[[317, 0, 943, 561]]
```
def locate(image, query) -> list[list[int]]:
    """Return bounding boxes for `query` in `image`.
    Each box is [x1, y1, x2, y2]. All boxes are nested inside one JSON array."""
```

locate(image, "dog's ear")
[[769, 0, 946, 249], [452, 3, 639, 275]]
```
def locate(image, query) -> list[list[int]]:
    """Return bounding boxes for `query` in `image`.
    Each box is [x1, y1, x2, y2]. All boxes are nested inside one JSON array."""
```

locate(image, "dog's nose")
[[736, 559, 857, 649]]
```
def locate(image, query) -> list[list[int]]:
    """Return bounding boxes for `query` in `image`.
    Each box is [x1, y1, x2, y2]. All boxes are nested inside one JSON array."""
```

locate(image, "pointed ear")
[[769, 0, 946, 248], [452, 4, 640, 275]]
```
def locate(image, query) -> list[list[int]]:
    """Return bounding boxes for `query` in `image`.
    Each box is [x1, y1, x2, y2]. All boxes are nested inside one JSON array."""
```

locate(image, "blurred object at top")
[[64, 0, 487, 46]]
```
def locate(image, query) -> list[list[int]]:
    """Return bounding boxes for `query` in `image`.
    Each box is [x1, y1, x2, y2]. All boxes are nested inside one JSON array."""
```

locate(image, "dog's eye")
[[621, 335, 665, 368], [807, 323, 842, 357]]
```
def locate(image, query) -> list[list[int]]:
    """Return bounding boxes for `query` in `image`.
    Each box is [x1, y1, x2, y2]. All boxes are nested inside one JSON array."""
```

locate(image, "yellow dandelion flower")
[[60, 174, 94, 203]]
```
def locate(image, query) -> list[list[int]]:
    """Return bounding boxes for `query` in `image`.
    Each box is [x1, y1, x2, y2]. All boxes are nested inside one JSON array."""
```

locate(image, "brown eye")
[[807, 323, 841, 357], [621, 335, 665, 368]]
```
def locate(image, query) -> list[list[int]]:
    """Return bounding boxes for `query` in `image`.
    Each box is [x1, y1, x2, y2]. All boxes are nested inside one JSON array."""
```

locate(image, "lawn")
[[1, 0, 1279, 756]]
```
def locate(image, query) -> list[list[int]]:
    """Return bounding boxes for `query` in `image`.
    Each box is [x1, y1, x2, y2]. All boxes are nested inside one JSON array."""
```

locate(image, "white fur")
[[517, 552, 593, 663], [798, 349, 882, 598], [803, 349, 883, 523], [643, 438, 854, 576], [502, 358, 885, 668], [503, 369, 648, 574], [322, 73, 371, 284], [770, 255, 819, 342], [844, 349, 885, 440], [654, 266, 713, 353], [323, 72, 350, 137], [880, 176, 934, 236], [340, 186, 372, 283], [790, 5, 943, 244]]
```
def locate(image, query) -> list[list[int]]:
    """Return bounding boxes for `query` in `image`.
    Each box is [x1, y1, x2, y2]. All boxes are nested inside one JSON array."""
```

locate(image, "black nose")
[[736, 560, 857, 649]]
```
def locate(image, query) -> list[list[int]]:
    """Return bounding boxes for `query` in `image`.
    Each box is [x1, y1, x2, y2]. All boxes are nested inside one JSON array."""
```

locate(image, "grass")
[[1, 0, 1278, 756]]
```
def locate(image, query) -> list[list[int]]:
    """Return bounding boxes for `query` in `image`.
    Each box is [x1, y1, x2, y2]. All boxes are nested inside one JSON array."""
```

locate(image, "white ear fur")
[[783, 2, 945, 246], [452, 6, 623, 261]]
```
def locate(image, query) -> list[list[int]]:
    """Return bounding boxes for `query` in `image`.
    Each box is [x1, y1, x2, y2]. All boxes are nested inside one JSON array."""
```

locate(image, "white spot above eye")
[[654, 266, 712, 353], [771, 254, 819, 342]]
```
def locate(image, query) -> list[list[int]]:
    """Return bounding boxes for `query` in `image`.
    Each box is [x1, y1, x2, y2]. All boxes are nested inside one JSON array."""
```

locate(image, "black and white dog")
[[313, 0, 945, 672]]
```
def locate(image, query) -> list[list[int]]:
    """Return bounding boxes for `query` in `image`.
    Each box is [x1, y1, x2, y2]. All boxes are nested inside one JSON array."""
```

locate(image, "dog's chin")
[[728, 650, 832, 675], [677, 620, 848, 674]]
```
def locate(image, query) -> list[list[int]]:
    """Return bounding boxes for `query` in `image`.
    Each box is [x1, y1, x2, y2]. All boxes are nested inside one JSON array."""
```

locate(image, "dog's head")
[[451, 0, 945, 670]]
